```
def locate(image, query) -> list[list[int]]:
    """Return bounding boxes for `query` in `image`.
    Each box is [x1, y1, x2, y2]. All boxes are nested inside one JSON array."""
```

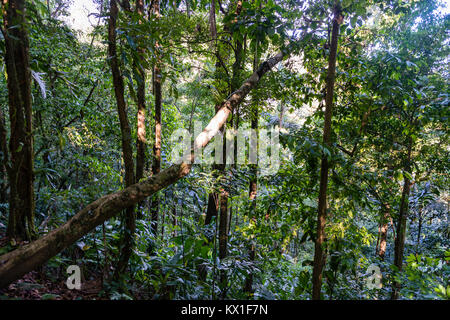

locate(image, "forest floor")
[[0, 270, 104, 300], [0, 235, 104, 300]]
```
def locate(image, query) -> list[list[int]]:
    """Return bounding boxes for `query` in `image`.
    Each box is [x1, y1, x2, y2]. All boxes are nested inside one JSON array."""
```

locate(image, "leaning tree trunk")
[[0, 35, 302, 288], [2, 0, 36, 242], [312, 5, 342, 300], [108, 0, 136, 278]]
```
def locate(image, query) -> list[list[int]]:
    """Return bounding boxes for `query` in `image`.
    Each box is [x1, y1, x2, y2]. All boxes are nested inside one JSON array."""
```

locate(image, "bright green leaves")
[[227, 0, 291, 49], [403, 253, 450, 299]]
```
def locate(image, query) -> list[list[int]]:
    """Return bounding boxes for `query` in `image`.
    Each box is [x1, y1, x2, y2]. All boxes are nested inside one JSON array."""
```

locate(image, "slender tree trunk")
[[135, 0, 147, 185], [205, 0, 220, 230], [416, 207, 422, 249], [217, 2, 245, 296], [377, 204, 390, 260], [172, 205, 177, 237], [2, 0, 35, 242], [391, 142, 413, 300], [244, 41, 260, 295], [218, 188, 229, 298], [205, 193, 219, 225], [244, 173, 257, 293], [209, 0, 217, 43], [0, 40, 297, 289], [202, 1, 227, 285], [134, 0, 147, 220], [108, 0, 136, 277], [244, 146, 258, 293], [279, 104, 285, 129], [150, 0, 162, 238], [0, 108, 9, 215], [312, 5, 342, 300], [217, 120, 228, 298]]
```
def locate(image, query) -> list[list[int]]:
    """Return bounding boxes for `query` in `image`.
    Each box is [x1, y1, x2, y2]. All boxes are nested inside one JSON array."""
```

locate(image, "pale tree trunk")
[[0, 37, 299, 289], [312, 4, 342, 300], [108, 0, 136, 278], [2, 0, 35, 242]]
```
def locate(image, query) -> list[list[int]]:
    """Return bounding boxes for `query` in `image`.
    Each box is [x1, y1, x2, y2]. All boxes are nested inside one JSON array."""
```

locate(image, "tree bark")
[[135, 0, 147, 184], [312, 5, 342, 300], [2, 0, 35, 242], [0, 40, 296, 288], [218, 189, 229, 297], [216, 2, 246, 295], [244, 39, 260, 295], [391, 142, 413, 300], [377, 205, 390, 260], [205, 0, 221, 230], [244, 116, 258, 293], [0, 108, 9, 215], [150, 0, 162, 238], [205, 193, 219, 225], [108, 0, 136, 277]]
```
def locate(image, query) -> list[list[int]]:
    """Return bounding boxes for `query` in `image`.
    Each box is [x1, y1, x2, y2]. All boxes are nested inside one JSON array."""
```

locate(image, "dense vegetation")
[[0, 0, 448, 300]]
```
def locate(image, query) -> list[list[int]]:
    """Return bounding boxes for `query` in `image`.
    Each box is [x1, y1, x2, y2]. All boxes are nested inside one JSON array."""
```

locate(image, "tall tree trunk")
[[244, 115, 258, 293], [2, 0, 35, 242], [135, 0, 147, 185], [205, 0, 220, 230], [217, 120, 228, 298], [150, 0, 162, 238], [244, 39, 260, 295], [391, 142, 413, 300], [0, 40, 297, 289], [312, 5, 342, 300], [0, 108, 9, 215], [203, 2, 226, 286], [216, 2, 245, 296], [108, 0, 136, 278]]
